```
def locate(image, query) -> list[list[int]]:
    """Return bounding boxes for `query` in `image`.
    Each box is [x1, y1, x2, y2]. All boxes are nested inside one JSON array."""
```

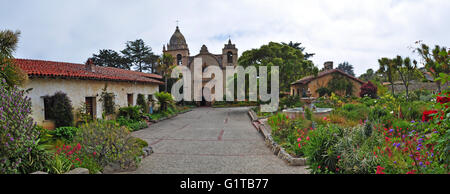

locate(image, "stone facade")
[[163, 26, 238, 106], [291, 63, 365, 98], [21, 78, 159, 129]]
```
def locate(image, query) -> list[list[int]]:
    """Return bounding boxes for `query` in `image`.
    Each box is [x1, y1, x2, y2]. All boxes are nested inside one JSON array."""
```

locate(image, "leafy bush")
[[47, 143, 102, 174], [316, 87, 331, 97], [368, 105, 390, 124], [332, 103, 369, 122], [137, 94, 148, 114], [0, 79, 51, 174], [75, 120, 142, 170], [51, 127, 79, 142], [118, 106, 143, 121], [43, 92, 74, 128], [335, 124, 383, 174], [155, 92, 174, 112], [279, 95, 304, 109], [134, 138, 149, 148], [359, 81, 378, 98], [303, 124, 342, 174], [99, 85, 116, 115]]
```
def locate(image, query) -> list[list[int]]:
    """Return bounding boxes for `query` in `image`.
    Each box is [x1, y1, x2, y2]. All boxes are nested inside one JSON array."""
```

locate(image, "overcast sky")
[[1, 0, 449, 76]]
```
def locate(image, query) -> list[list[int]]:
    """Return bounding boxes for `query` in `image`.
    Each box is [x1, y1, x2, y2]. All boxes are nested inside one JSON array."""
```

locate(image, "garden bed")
[[248, 110, 307, 166]]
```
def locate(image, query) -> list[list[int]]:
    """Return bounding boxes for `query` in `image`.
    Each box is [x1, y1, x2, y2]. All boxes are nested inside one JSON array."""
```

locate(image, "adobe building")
[[163, 26, 238, 106], [15, 59, 163, 129], [291, 61, 365, 98]]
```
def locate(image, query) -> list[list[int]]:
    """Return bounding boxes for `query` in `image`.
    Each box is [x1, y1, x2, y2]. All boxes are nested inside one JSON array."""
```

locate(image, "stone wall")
[[21, 78, 159, 127]]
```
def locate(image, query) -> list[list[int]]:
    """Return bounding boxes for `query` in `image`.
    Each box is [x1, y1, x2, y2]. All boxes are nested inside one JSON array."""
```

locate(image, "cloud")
[[1, 0, 449, 76]]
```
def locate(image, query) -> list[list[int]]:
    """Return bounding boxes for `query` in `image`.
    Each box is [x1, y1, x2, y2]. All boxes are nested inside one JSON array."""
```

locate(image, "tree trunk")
[[165, 76, 168, 92], [437, 82, 441, 93]]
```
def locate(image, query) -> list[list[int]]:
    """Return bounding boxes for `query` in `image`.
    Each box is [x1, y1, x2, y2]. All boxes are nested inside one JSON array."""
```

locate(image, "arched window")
[[177, 54, 182, 66], [227, 51, 233, 63]]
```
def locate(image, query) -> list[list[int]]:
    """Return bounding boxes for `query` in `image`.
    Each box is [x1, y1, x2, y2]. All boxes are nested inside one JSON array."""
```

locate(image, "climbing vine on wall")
[[99, 84, 116, 115], [327, 74, 353, 96]]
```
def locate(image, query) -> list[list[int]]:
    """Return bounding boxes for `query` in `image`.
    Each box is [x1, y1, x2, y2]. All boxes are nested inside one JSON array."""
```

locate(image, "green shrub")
[[155, 92, 174, 112], [332, 103, 369, 122], [0, 79, 50, 174], [134, 137, 149, 148], [118, 106, 143, 121], [279, 95, 304, 109], [75, 120, 142, 170], [368, 105, 390, 124], [137, 94, 148, 114], [303, 124, 342, 174], [335, 125, 383, 174], [99, 85, 116, 115], [304, 107, 312, 121], [316, 87, 331, 97], [43, 92, 74, 128], [52, 127, 79, 142], [116, 116, 148, 132]]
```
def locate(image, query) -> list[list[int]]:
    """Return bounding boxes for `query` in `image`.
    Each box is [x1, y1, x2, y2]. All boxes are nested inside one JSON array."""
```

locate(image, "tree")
[[337, 62, 355, 76], [414, 43, 449, 92], [0, 29, 27, 87], [91, 49, 130, 69], [377, 57, 396, 96], [281, 41, 315, 59], [392, 56, 421, 100], [360, 81, 378, 98], [121, 39, 158, 72], [156, 53, 175, 92], [239, 42, 318, 92], [359, 68, 381, 82]]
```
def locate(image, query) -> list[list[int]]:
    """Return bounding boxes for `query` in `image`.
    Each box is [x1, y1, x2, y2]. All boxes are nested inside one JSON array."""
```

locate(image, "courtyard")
[[127, 107, 308, 174]]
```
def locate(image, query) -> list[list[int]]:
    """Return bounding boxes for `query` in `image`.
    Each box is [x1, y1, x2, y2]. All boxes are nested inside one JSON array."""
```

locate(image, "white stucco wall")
[[20, 78, 159, 126]]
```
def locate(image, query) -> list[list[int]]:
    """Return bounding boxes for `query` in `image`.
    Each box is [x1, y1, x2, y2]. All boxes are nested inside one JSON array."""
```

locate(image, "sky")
[[1, 0, 449, 76]]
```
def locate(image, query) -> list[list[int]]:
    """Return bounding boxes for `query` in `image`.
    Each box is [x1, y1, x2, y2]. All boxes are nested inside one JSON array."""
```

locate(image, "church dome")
[[168, 26, 188, 50]]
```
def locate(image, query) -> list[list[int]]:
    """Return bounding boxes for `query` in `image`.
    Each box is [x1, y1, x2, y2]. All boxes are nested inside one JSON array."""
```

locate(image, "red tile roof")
[[291, 69, 365, 85], [14, 59, 164, 85]]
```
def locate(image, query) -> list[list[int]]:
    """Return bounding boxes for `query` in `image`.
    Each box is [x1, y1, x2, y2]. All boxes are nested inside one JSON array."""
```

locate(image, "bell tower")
[[163, 26, 190, 66], [222, 39, 238, 66]]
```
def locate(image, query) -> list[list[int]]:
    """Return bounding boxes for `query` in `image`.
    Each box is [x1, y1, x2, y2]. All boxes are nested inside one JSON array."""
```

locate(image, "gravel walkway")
[[126, 107, 308, 174]]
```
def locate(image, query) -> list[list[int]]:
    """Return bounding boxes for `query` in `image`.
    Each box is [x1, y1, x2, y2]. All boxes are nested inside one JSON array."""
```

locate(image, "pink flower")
[[297, 138, 302, 142], [298, 143, 302, 149], [306, 136, 310, 141]]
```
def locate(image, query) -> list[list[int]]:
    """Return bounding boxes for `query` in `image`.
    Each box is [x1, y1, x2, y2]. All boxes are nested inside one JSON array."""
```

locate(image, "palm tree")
[[281, 41, 315, 59], [156, 53, 175, 92], [415, 44, 449, 92], [378, 57, 396, 96], [0, 29, 27, 87]]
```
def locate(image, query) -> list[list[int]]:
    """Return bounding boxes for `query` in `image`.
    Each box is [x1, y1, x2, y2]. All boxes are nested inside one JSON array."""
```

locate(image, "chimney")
[[324, 61, 333, 70], [86, 58, 95, 73]]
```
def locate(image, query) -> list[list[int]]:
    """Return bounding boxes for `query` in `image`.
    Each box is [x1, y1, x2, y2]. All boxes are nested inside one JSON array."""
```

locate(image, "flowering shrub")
[[303, 124, 342, 174], [0, 79, 49, 174], [360, 81, 378, 98], [47, 143, 101, 174], [75, 120, 143, 170]]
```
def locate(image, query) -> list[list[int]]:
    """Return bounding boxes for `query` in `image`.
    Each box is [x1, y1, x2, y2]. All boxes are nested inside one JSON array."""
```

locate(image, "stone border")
[[249, 110, 307, 166]]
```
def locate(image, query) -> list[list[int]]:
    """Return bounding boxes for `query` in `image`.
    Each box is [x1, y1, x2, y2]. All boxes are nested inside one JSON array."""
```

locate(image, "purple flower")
[[411, 120, 415, 123]]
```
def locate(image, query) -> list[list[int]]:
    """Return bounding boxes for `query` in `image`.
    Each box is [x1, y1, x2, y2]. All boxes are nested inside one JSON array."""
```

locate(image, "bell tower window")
[[177, 54, 182, 66], [227, 51, 233, 63]]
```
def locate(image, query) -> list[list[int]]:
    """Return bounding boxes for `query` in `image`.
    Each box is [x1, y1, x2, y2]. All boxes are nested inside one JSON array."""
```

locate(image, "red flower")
[[376, 166, 385, 174], [406, 170, 416, 174], [436, 96, 450, 104], [422, 110, 438, 122]]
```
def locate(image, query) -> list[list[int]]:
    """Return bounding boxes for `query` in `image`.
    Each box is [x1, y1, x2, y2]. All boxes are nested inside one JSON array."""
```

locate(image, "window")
[[177, 54, 182, 66], [148, 94, 154, 101], [127, 94, 134, 106], [227, 51, 233, 63], [43, 97, 51, 120]]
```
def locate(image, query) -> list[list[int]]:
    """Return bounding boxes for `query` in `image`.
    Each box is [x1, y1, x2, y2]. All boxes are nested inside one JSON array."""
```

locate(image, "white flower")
[[390, 111, 394, 114]]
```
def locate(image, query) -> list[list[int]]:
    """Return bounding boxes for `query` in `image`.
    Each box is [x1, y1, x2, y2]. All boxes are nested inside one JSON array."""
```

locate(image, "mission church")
[[163, 26, 239, 106]]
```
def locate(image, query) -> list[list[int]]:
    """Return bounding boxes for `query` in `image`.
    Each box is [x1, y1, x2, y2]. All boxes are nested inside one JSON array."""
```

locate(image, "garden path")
[[126, 107, 308, 174]]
